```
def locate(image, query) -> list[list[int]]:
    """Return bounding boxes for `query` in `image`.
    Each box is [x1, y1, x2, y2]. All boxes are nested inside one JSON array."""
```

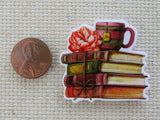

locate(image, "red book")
[[64, 73, 147, 86]]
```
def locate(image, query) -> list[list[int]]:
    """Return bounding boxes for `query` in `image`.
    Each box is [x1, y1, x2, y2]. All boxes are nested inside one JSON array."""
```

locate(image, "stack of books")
[[61, 50, 147, 99]]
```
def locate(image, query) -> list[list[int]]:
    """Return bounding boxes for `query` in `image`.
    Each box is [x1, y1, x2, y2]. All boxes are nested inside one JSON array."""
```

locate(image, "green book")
[[67, 61, 143, 75]]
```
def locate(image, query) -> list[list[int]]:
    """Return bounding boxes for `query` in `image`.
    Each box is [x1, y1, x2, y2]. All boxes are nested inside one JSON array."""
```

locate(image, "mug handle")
[[122, 27, 135, 48]]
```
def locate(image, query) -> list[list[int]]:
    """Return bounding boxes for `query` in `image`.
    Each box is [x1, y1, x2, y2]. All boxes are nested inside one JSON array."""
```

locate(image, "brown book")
[[61, 51, 144, 64]]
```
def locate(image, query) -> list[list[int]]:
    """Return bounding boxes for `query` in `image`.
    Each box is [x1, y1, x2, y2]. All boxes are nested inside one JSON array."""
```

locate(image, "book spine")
[[62, 51, 107, 64], [64, 73, 107, 86], [65, 86, 103, 98], [67, 61, 100, 75], [64, 75, 74, 87]]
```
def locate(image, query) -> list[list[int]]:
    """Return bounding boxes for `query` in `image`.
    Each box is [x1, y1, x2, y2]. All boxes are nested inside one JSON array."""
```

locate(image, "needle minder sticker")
[[60, 20, 150, 103]]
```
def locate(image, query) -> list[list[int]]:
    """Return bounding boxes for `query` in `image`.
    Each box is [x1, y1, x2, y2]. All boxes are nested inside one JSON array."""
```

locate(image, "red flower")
[[68, 26, 102, 53]]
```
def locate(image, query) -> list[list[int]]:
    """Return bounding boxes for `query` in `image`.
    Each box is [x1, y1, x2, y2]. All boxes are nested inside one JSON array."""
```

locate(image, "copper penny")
[[11, 38, 52, 79]]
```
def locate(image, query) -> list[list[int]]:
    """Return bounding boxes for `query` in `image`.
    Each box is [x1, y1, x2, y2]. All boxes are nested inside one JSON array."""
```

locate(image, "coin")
[[11, 38, 52, 79]]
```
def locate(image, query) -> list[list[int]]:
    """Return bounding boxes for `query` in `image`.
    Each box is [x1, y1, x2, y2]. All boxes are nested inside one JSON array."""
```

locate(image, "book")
[[67, 61, 143, 75], [64, 73, 147, 86], [61, 51, 144, 64], [65, 85, 147, 99]]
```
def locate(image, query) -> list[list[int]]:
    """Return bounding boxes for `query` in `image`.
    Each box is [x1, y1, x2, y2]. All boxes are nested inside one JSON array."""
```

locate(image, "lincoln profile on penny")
[[19, 41, 42, 77]]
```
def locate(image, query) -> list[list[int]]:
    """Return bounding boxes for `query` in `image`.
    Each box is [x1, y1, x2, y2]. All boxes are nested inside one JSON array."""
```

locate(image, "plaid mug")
[[96, 22, 135, 50]]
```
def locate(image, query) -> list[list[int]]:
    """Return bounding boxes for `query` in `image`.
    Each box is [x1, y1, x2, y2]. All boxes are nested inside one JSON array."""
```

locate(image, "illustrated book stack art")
[[61, 20, 149, 103]]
